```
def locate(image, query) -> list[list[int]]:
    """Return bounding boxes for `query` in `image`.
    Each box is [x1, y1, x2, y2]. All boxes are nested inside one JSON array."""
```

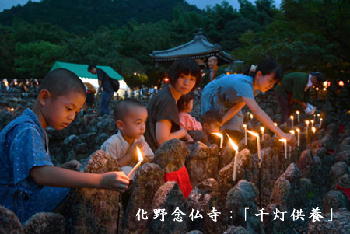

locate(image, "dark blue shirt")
[[0, 109, 69, 222], [97, 68, 114, 93]]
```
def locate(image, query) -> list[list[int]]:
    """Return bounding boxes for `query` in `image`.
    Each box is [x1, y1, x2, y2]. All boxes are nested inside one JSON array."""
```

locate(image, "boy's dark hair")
[[114, 99, 146, 121], [39, 68, 86, 97], [310, 72, 325, 82], [201, 110, 222, 125], [87, 65, 96, 72], [168, 58, 202, 88], [246, 57, 283, 82], [177, 92, 195, 112]]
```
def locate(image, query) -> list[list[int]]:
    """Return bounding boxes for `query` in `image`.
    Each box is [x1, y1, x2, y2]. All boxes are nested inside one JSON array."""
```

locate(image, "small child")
[[101, 99, 154, 175], [200, 110, 223, 145], [177, 92, 202, 131], [0, 68, 129, 223]]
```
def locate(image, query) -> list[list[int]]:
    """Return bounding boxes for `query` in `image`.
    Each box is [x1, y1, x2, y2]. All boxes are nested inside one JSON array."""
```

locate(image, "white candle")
[[296, 110, 300, 123], [260, 126, 265, 141], [290, 115, 294, 128], [305, 120, 310, 145], [279, 138, 288, 159], [227, 135, 239, 182], [320, 118, 323, 126], [243, 124, 248, 145], [248, 131, 261, 168], [296, 128, 300, 147], [128, 146, 143, 179], [212, 132, 223, 149], [310, 119, 314, 128]]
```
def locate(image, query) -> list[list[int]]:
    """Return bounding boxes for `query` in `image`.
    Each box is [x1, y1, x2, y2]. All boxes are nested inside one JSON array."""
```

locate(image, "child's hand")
[[186, 133, 194, 142], [100, 171, 130, 192]]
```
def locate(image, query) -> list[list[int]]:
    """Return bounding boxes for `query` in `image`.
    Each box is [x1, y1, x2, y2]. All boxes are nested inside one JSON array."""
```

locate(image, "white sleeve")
[[101, 136, 121, 160]]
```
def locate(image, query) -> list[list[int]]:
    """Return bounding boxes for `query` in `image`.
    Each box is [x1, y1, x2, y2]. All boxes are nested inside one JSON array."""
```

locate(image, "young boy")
[[0, 68, 129, 223], [100, 99, 154, 174]]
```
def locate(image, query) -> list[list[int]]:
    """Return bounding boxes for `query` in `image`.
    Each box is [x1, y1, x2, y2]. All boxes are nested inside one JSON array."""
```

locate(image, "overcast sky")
[[0, 0, 282, 12]]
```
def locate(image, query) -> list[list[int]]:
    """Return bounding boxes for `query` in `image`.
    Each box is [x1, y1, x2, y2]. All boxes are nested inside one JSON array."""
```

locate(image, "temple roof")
[[150, 31, 234, 63]]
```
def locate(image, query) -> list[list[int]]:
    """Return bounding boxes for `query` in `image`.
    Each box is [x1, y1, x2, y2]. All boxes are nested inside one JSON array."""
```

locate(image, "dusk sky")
[[0, 0, 282, 12]]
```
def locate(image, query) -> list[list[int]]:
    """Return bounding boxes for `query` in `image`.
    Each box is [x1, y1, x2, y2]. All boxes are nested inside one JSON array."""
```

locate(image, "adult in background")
[[88, 65, 114, 115], [201, 58, 295, 143], [274, 72, 324, 123], [145, 58, 201, 151], [201, 56, 225, 87]]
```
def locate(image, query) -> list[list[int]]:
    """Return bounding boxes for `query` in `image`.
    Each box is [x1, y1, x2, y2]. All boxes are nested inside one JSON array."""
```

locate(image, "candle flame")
[[274, 122, 278, 126], [248, 130, 259, 138], [310, 120, 314, 124], [212, 132, 223, 139], [296, 110, 300, 115], [249, 114, 254, 119], [290, 115, 294, 120], [242, 124, 247, 128], [279, 138, 287, 143], [296, 128, 300, 132], [305, 120, 310, 125], [226, 135, 238, 151], [289, 130, 295, 134], [311, 127, 316, 134], [317, 114, 320, 117], [260, 126, 264, 132], [136, 146, 143, 162]]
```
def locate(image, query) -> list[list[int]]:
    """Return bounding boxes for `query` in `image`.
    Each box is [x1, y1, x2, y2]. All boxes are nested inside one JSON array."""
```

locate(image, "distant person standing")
[[201, 56, 224, 87], [274, 72, 324, 123], [88, 65, 116, 115]]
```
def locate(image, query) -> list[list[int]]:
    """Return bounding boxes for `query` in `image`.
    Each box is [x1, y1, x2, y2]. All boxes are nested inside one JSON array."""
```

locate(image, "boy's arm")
[[30, 166, 129, 191], [243, 97, 295, 143]]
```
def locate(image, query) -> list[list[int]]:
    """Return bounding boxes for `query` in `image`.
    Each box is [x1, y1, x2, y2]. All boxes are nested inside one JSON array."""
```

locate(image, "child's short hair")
[[177, 92, 195, 112], [201, 110, 222, 125], [168, 58, 201, 88], [39, 68, 86, 97], [114, 99, 146, 121], [88, 65, 96, 72]]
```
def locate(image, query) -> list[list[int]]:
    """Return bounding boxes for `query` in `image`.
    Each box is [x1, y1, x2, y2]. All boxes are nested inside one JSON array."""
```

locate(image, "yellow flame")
[[136, 146, 143, 162], [305, 120, 310, 125], [289, 130, 295, 134], [212, 132, 223, 139], [249, 114, 254, 119], [296, 110, 300, 115], [248, 130, 259, 138], [311, 127, 316, 134], [296, 128, 300, 132], [274, 122, 278, 126], [290, 115, 294, 120], [317, 114, 320, 117], [260, 127, 264, 132], [226, 135, 238, 151], [279, 138, 287, 143], [311, 120, 314, 124], [242, 124, 247, 128]]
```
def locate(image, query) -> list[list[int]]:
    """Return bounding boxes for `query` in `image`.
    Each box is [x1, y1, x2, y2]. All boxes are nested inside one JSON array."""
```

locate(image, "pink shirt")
[[179, 112, 202, 131]]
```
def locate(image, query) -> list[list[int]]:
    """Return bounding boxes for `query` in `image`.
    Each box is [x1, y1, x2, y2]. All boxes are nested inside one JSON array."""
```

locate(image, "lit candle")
[[260, 126, 265, 141], [212, 132, 223, 149], [279, 138, 288, 159], [296, 128, 300, 147], [128, 146, 143, 179], [320, 118, 323, 126], [296, 110, 300, 123], [311, 126, 316, 135], [289, 130, 295, 157], [242, 124, 248, 145], [305, 120, 310, 145], [310, 119, 314, 128], [274, 122, 278, 127], [317, 114, 320, 122], [227, 135, 239, 182], [249, 113, 254, 120], [248, 131, 261, 167], [290, 115, 294, 128]]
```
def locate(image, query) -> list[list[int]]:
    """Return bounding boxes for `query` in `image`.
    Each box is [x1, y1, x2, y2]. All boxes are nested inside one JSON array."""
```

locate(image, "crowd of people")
[[0, 56, 325, 222]]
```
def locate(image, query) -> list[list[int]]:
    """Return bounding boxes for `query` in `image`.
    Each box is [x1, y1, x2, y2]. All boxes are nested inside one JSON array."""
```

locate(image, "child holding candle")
[[0, 69, 129, 222], [101, 99, 154, 175], [201, 58, 295, 143], [177, 92, 202, 131]]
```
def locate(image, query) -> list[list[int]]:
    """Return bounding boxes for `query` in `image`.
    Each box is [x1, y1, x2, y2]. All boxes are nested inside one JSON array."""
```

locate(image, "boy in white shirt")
[[101, 99, 154, 176]]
